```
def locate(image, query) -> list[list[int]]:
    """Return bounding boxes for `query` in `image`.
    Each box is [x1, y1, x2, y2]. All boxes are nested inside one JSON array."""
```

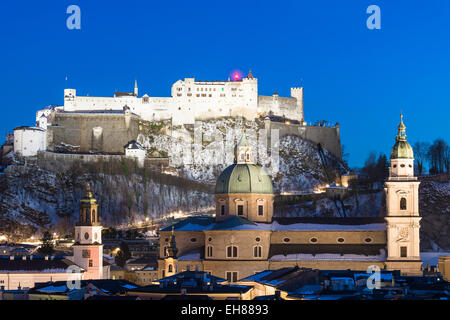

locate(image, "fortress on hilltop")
[[23, 70, 342, 160], [62, 70, 304, 126]]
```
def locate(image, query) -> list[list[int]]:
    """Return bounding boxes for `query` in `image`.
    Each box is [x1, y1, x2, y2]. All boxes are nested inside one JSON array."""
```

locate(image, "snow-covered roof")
[[13, 126, 45, 132], [420, 252, 450, 266], [124, 140, 145, 150], [161, 216, 386, 232]]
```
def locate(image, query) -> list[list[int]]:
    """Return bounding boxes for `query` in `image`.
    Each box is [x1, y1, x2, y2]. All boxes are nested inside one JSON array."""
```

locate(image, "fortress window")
[[207, 246, 213, 258], [226, 245, 238, 258], [283, 238, 290, 243], [190, 238, 197, 243], [309, 237, 318, 243], [258, 205, 264, 216], [400, 197, 407, 210], [364, 237, 373, 243], [237, 205, 244, 216], [337, 237, 345, 243], [221, 205, 225, 216], [253, 245, 262, 258]]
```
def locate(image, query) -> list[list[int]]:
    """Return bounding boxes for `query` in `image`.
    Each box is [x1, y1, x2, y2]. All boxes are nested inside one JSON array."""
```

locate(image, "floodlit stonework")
[[61, 71, 304, 126], [159, 116, 423, 281]]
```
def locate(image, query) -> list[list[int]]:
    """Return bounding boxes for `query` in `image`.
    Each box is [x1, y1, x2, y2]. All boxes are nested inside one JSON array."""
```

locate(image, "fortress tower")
[[73, 184, 104, 279], [290, 87, 304, 124], [384, 115, 422, 275]]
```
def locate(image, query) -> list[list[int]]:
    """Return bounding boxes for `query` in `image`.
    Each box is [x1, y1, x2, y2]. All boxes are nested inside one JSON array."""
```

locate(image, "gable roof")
[[0, 255, 81, 272]]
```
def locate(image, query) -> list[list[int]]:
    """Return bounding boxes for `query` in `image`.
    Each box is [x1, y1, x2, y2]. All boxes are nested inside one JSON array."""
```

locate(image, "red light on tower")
[[230, 70, 243, 81]]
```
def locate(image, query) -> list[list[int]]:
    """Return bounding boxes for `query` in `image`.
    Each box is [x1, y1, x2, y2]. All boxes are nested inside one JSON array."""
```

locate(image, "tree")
[[37, 231, 55, 255], [361, 152, 388, 182], [413, 142, 430, 175], [114, 241, 132, 267], [428, 139, 449, 174]]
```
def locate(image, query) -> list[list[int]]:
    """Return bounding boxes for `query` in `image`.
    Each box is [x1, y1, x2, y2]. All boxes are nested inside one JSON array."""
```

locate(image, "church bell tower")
[[384, 115, 422, 275], [163, 226, 178, 277], [73, 184, 104, 279]]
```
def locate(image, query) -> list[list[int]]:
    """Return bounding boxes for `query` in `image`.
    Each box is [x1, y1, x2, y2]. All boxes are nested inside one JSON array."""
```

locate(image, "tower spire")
[[396, 113, 407, 142], [134, 79, 138, 96], [166, 226, 178, 258]]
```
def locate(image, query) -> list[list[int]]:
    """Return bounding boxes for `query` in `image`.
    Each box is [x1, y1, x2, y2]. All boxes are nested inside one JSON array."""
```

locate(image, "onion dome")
[[80, 183, 97, 205], [390, 114, 414, 159]]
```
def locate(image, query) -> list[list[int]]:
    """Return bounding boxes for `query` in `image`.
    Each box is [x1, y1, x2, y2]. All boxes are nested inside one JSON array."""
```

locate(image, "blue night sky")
[[0, 0, 449, 168]]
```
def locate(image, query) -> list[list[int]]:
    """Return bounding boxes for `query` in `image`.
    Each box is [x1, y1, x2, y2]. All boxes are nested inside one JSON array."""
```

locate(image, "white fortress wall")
[[62, 75, 303, 125]]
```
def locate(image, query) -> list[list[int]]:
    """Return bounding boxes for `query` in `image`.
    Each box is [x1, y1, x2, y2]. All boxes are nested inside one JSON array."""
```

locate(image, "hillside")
[[0, 118, 345, 239]]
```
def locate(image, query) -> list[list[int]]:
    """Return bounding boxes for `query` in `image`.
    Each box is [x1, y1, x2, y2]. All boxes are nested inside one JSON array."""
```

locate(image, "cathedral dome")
[[215, 164, 274, 194], [390, 114, 414, 159]]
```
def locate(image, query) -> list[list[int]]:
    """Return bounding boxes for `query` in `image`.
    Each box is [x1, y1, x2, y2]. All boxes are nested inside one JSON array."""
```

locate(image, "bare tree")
[[413, 142, 430, 175]]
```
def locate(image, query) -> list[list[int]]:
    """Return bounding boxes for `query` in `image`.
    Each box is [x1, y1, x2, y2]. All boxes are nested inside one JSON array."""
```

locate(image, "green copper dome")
[[215, 164, 274, 194], [390, 114, 414, 159], [391, 140, 414, 159]]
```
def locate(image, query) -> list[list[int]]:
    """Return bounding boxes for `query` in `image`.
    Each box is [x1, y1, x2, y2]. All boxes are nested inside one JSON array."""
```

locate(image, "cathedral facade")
[[158, 116, 423, 281]]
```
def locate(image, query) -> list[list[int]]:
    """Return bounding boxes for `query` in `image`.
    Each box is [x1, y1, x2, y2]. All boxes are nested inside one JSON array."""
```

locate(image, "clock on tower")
[[73, 184, 104, 279]]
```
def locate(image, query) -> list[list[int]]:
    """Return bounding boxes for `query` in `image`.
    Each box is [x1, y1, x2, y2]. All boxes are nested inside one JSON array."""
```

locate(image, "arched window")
[[226, 245, 238, 258], [400, 197, 407, 210], [258, 205, 264, 216], [253, 245, 262, 258], [168, 264, 173, 273]]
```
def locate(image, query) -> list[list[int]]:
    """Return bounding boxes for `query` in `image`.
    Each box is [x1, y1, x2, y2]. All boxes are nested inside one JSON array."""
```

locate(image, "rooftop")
[[160, 216, 386, 232]]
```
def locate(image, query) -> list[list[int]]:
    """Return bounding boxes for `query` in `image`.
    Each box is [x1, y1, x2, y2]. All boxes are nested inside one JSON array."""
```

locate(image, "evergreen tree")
[[115, 241, 132, 267], [37, 231, 55, 255]]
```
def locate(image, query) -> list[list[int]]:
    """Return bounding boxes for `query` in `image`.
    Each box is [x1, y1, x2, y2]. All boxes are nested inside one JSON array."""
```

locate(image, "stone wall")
[[264, 120, 342, 159], [47, 112, 140, 154], [37, 151, 169, 173]]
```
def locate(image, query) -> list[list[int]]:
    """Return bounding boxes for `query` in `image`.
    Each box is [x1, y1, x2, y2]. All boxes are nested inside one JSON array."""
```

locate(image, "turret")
[[78, 183, 101, 226], [290, 87, 304, 123], [134, 80, 138, 96], [389, 114, 414, 178]]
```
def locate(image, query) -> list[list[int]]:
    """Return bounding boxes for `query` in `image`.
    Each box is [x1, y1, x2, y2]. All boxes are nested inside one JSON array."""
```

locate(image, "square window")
[[400, 246, 407, 257], [237, 205, 244, 216]]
